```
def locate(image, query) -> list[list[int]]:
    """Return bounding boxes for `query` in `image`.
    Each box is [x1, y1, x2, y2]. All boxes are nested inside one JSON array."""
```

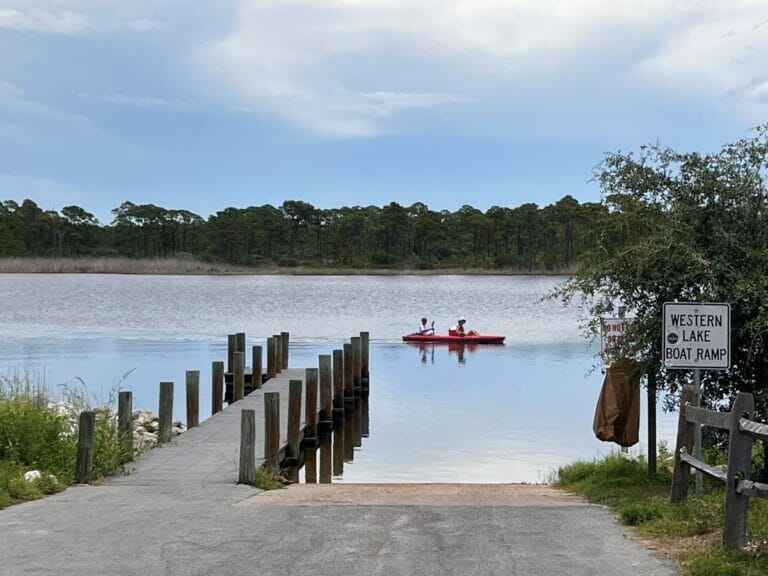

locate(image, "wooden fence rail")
[[671, 390, 768, 548]]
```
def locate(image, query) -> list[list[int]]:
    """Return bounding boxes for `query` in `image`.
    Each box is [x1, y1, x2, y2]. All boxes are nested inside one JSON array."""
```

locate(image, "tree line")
[[0, 196, 610, 271]]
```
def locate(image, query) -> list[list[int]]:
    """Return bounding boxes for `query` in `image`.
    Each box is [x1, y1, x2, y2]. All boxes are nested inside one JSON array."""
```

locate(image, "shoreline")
[[0, 257, 574, 276]]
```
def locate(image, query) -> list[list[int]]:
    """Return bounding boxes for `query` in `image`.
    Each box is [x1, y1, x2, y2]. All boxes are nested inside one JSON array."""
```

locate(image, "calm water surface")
[[0, 274, 677, 483]]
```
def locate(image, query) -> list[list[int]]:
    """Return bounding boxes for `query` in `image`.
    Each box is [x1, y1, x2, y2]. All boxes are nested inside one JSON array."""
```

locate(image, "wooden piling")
[[264, 391, 280, 471], [360, 331, 370, 389], [319, 354, 333, 431], [319, 432, 332, 483], [333, 349, 344, 415], [233, 351, 245, 402], [227, 334, 236, 373], [75, 410, 96, 483], [287, 379, 302, 461], [274, 334, 283, 373], [267, 337, 277, 379], [252, 345, 263, 389], [186, 370, 200, 428], [281, 331, 290, 369], [305, 446, 318, 484], [158, 381, 174, 444], [238, 409, 256, 485], [304, 368, 318, 444], [211, 361, 224, 414], [670, 385, 696, 502], [352, 397, 362, 448], [343, 342, 354, 400], [647, 371, 657, 477], [361, 394, 370, 438], [118, 391, 133, 462], [351, 336, 361, 394], [333, 418, 344, 476], [236, 331, 246, 354]]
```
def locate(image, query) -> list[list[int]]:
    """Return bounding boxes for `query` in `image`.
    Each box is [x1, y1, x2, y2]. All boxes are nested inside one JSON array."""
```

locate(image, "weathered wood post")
[[343, 342, 353, 401], [264, 391, 280, 471], [186, 370, 200, 428], [319, 354, 333, 432], [305, 446, 318, 484], [670, 384, 697, 502], [361, 394, 370, 438], [281, 331, 290, 369], [332, 349, 345, 418], [236, 332, 246, 355], [344, 405, 354, 460], [227, 334, 236, 373], [351, 336, 362, 395], [360, 331, 370, 391], [352, 396, 362, 448], [267, 337, 277, 379], [238, 409, 256, 485], [333, 418, 344, 476], [287, 379, 302, 461], [252, 345, 263, 389], [304, 368, 318, 445], [724, 392, 755, 548], [75, 410, 96, 483], [118, 391, 133, 462], [211, 361, 224, 414], [158, 381, 174, 444], [274, 334, 283, 373], [319, 432, 332, 483], [233, 351, 245, 402]]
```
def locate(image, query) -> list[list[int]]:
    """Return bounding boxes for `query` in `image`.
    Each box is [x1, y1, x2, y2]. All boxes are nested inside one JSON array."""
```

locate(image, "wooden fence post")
[[227, 334, 236, 373], [186, 370, 200, 428], [75, 410, 96, 483], [647, 370, 657, 477], [252, 345, 263, 389], [274, 334, 283, 373], [281, 331, 290, 369], [723, 392, 755, 548], [264, 391, 280, 471], [239, 409, 256, 485], [233, 351, 245, 402], [319, 354, 332, 431], [212, 361, 224, 415], [158, 381, 174, 445], [670, 384, 697, 502], [118, 391, 133, 462], [304, 368, 318, 445], [287, 379, 302, 461]]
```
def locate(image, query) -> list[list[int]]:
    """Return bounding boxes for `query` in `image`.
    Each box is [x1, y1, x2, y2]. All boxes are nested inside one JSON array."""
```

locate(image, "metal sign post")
[[663, 302, 730, 497]]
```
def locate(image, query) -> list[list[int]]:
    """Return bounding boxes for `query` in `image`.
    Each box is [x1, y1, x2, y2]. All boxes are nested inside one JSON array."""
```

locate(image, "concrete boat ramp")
[[0, 369, 678, 575]]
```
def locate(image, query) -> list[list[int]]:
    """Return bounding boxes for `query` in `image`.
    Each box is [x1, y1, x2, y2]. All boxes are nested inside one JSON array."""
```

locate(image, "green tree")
[[559, 128, 768, 453]]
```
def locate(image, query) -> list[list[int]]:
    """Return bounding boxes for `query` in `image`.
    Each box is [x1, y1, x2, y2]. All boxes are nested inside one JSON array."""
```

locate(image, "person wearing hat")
[[452, 317, 467, 336], [417, 317, 435, 335]]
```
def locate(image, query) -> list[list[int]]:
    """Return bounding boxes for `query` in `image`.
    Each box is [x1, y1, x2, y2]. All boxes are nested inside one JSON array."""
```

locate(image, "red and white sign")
[[601, 317, 632, 359]]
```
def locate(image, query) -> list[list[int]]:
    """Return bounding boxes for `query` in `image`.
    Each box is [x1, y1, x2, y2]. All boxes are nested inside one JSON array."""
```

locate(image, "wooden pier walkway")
[[111, 368, 308, 486]]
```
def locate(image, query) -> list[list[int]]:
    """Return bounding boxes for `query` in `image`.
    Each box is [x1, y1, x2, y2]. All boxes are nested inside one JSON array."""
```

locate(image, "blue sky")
[[1, 1, 766, 224]]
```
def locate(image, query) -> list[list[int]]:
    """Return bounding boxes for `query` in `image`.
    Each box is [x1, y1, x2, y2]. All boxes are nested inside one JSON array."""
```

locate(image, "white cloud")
[[195, 0, 768, 137], [0, 8, 89, 35], [78, 92, 191, 111]]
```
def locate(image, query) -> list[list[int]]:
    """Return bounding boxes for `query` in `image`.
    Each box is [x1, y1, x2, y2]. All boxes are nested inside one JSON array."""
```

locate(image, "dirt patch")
[[241, 483, 588, 507]]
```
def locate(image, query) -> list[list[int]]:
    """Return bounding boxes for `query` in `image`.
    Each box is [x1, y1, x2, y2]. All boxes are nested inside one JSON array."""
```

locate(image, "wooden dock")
[[103, 331, 370, 487]]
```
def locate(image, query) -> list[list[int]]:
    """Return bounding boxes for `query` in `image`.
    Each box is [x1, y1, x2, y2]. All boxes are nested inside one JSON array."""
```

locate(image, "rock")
[[49, 474, 58, 484], [24, 470, 41, 482]]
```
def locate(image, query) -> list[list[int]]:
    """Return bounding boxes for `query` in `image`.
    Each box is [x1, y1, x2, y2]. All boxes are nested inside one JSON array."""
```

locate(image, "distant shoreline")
[[0, 257, 574, 276]]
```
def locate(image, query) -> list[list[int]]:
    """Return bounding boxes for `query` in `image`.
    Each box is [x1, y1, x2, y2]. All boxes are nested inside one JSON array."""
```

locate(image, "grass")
[[557, 452, 768, 576], [0, 372, 138, 509], [253, 466, 285, 491]]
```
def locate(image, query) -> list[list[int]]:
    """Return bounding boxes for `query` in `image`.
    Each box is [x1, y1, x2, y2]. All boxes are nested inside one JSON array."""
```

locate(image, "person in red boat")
[[450, 317, 478, 337], [417, 317, 435, 335]]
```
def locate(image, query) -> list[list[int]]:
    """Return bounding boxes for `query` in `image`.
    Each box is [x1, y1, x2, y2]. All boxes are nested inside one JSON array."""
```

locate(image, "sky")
[[0, 1, 767, 224]]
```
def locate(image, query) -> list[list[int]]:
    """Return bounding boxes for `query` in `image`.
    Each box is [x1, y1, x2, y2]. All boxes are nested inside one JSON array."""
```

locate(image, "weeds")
[[557, 452, 768, 575], [254, 466, 285, 491]]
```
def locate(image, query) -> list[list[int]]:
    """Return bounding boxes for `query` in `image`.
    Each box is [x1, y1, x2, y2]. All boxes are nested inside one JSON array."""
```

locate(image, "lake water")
[[0, 274, 677, 483]]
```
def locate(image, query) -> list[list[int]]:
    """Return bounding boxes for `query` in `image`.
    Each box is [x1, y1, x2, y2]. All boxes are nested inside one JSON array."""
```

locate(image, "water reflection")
[[409, 342, 504, 365]]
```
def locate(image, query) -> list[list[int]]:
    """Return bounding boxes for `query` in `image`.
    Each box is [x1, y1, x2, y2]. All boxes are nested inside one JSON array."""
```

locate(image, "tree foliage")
[[561, 126, 768, 418]]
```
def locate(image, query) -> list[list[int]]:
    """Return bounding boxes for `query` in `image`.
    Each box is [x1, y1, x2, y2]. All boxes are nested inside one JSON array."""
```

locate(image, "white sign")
[[663, 302, 730, 370], [601, 317, 631, 358]]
